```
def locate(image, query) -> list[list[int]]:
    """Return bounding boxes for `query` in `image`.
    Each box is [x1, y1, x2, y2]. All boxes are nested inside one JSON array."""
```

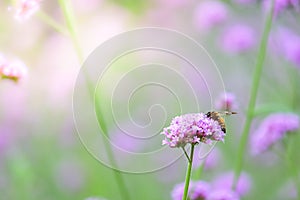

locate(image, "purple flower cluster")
[[212, 172, 252, 197], [161, 113, 225, 148], [0, 54, 27, 82], [193, 1, 228, 32], [263, 0, 300, 16], [250, 113, 300, 155], [215, 92, 238, 112], [171, 176, 249, 200], [221, 24, 256, 54], [14, 0, 41, 21], [272, 27, 300, 68], [171, 181, 211, 200]]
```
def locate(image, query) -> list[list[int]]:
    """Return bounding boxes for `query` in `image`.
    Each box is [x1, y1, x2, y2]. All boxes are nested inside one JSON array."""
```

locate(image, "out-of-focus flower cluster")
[[215, 92, 238, 112], [0, 54, 27, 82], [171, 171, 251, 200], [272, 27, 300, 68], [13, 0, 41, 21], [250, 113, 300, 155], [161, 113, 225, 148]]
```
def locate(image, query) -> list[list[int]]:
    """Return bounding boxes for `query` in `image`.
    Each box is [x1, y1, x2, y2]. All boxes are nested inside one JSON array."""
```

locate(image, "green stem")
[[37, 11, 69, 36], [195, 161, 205, 180], [182, 144, 195, 200], [94, 94, 130, 200], [57, 1, 130, 199], [233, 0, 274, 189], [182, 147, 191, 163], [57, 0, 83, 62]]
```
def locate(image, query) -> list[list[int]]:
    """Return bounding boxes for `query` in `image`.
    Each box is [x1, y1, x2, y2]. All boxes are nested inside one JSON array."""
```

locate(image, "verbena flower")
[[171, 181, 211, 200], [250, 113, 300, 155], [273, 27, 300, 68], [221, 24, 256, 53], [161, 113, 225, 148], [206, 188, 240, 200], [263, 0, 300, 16], [193, 148, 221, 170], [190, 181, 211, 200], [14, 0, 41, 21], [212, 171, 252, 197], [193, 0, 228, 31], [0, 59, 28, 82], [215, 92, 238, 111]]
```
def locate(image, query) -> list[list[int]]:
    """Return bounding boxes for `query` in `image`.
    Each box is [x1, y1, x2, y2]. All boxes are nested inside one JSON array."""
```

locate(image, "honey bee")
[[205, 111, 237, 133]]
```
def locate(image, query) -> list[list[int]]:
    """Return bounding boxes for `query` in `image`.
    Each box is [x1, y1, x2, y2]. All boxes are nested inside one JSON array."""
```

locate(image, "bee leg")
[[222, 128, 226, 133]]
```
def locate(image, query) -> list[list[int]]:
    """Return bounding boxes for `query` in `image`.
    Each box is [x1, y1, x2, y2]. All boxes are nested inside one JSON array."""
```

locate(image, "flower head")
[[212, 171, 252, 196], [0, 59, 28, 82], [171, 181, 211, 200], [206, 188, 240, 200], [250, 113, 300, 155], [221, 24, 256, 53], [215, 92, 238, 111], [273, 27, 300, 68], [161, 113, 225, 148], [263, 0, 299, 16], [14, 0, 41, 21], [193, 1, 228, 31]]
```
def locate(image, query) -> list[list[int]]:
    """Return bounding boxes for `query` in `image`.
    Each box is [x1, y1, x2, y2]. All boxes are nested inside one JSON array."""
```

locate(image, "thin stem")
[[57, 1, 130, 199], [57, 0, 83, 62], [182, 147, 191, 163], [94, 95, 130, 200], [233, 0, 274, 189], [182, 144, 195, 200], [37, 11, 69, 36]]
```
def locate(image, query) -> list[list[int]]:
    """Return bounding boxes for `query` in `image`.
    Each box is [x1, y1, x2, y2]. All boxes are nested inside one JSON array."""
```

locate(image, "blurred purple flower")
[[263, 0, 299, 16], [171, 181, 211, 200], [193, 148, 221, 170], [110, 130, 143, 152], [221, 24, 256, 53], [206, 188, 240, 200], [250, 113, 300, 155], [171, 182, 189, 200], [190, 181, 211, 200], [0, 126, 15, 156], [273, 27, 300, 68], [212, 171, 252, 196], [0, 59, 28, 82], [193, 0, 228, 31], [215, 92, 238, 112], [0, 54, 27, 82], [14, 0, 41, 21], [161, 113, 225, 148]]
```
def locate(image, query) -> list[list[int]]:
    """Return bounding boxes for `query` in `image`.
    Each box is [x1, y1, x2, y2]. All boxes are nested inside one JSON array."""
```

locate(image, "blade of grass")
[[233, 0, 274, 188], [57, 1, 130, 199]]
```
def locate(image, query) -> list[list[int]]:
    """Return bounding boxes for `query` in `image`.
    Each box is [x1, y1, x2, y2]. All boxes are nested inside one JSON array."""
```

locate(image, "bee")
[[205, 111, 237, 133]]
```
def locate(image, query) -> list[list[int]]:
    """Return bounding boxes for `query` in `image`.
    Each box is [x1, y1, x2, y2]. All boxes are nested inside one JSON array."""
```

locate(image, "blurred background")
[[0, 0, 300, 199]]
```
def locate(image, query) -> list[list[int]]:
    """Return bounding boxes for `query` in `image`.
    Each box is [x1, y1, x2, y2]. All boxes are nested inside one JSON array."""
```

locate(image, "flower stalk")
[[233, 0, 274, 188], [57, 1, 130, 199], [182, 144, 195, 200]]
